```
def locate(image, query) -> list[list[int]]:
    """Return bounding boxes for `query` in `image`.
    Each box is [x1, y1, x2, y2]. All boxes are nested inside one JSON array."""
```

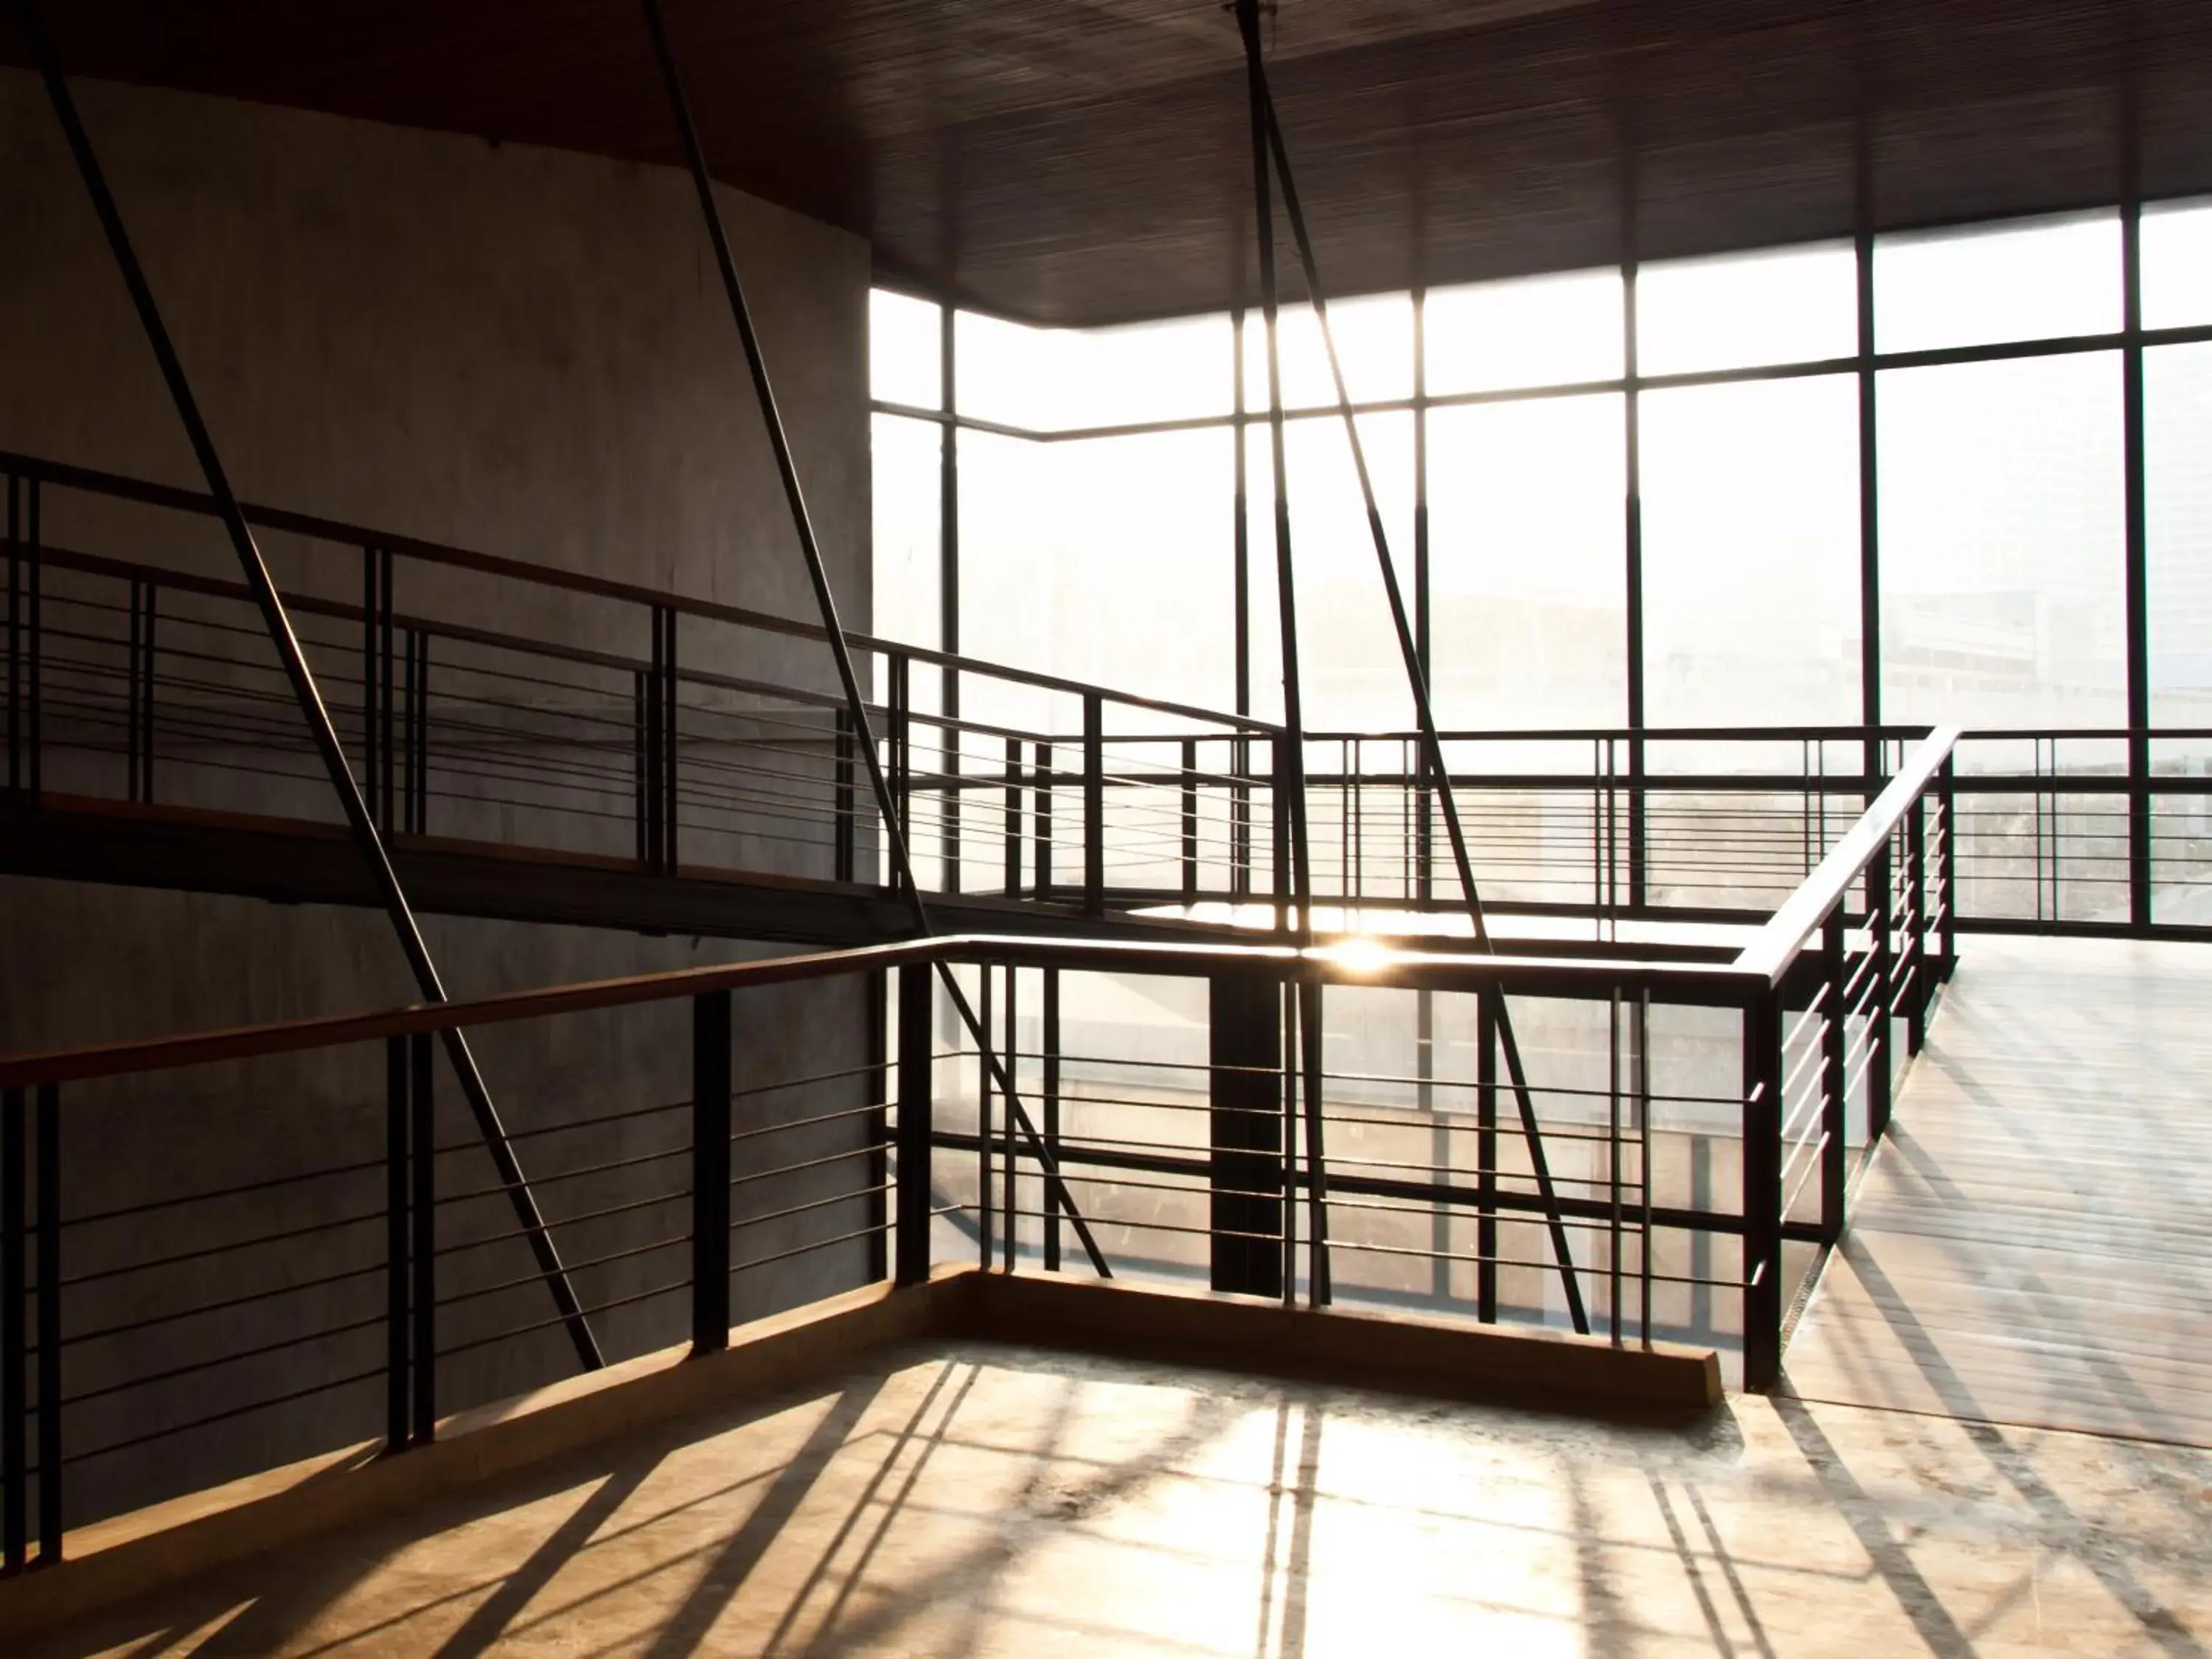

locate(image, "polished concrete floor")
[[28, 1336, 2212, 1658], [29, 936, 2212, 1656], [1784, 933, 2212, 1446]]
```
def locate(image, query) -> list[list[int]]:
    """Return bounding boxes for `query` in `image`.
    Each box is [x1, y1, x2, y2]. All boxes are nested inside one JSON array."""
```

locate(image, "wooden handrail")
[[1731, 727, 1960, 985], [0, 931, 1756, 1091]]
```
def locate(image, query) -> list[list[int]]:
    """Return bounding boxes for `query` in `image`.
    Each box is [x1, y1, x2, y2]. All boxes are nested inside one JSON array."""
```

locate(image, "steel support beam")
[[1236, 0, 1329, 1305], [1247, 32, 1587, 1332], [12, 0, 602, 1371], [639, 0, 1111, 1279]]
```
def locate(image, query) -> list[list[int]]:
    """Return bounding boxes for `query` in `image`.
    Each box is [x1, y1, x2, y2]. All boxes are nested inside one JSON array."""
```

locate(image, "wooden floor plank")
[[1782, 933, 2212, 1448]]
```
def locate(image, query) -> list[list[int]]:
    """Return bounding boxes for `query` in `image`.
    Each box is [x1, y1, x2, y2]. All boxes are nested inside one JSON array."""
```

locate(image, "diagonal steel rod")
[[1235, 0, 1330, 1305], [13, 0, 605, 1368], [639, 0, 1112, 1279], [1251, 55, 1588, 1333]]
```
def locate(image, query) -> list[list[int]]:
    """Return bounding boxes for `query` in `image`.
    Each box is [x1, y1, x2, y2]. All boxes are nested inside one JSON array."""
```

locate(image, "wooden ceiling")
[[8, 0, 2212, 325]]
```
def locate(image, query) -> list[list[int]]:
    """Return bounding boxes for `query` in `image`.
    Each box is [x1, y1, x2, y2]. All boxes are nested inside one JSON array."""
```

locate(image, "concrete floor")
[[28, 1336, 2212, 1658]]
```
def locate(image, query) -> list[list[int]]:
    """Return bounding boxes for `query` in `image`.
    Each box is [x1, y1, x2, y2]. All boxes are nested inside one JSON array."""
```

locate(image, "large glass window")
[[1875, 211, 2120, 353], [1242, 412, 1416, 731], [2147, 343, 2212, 726], [1425, 394, 1627, 729], [868, 290, 942, 408], [2141, 198, 2212, 330], [1637, 243, 1856, 376], [1243, 294, 1415, 413], [1878, 353, 2126, 727], [869, 414, 940, 652], [959, 427, 1238, 721], [1425, 268, 1623, 395], [1641, 377, 1861, 726]]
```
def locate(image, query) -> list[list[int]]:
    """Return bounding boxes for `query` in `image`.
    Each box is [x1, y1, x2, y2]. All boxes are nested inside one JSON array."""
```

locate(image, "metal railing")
[[0, 728, 1957, 1565], [10, 453, 2208, 939]]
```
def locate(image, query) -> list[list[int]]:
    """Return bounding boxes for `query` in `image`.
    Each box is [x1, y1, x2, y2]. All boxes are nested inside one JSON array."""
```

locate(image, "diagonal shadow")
[[637, 1371, 889, 1658], [1840, 1246, 2208, 1659], [1565, 1462, 1636, 1659], [1771, 1394, 1975, 1658], [757, 1360, 975, 1655], [1646, 1474, 1739, 1658], [1275, 1401, 1323, 1659], [745, 1371, 1248, 1657], [434, 1457, 659, 1658]]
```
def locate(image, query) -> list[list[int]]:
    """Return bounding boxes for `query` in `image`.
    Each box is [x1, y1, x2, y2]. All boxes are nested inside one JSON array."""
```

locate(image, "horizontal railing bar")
[[1733, 728, 1960, 984], [1, 448, 1276, 737], [0, 933, 1764, 1089]]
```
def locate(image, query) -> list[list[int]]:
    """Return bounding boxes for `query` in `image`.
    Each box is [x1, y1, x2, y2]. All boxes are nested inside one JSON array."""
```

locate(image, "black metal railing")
[[0, 731, 1956, 1563], [9, 452, 2208, 942]]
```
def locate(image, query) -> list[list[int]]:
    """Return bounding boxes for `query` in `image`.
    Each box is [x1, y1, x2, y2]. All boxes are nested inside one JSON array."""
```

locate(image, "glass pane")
[[956, 310, 1235, 432], [869, 290, 942, 408], [1426, 394, 1628, 728], [1243, 413, 1416, 732], [2147, 343, 2212, 726], [1641, 377, 1862, 726], [1242, 294, 1415, 413], [2142, 198, 2212, 330], [959, 427, 1237, 717], [954, 310, 1054, 429], [1425, 268, 1624, 396], [1637, 242, 1857, 376], [1878, 353, 2125, 727], [1875, 210, 2120, 353], [1056, 313, 1236, 429], [870, 414, 940, 653]]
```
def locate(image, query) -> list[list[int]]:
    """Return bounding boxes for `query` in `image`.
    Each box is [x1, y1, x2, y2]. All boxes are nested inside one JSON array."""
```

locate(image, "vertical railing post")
[[1180, 737, 1200, 902], [1742, 993, 1784, 1392], [1475, 992, 1498, 1325], [1868, 837, 1893, 1142], [1938, 755, 1958, 981], [1042, 968, 1062, 1273], [5, 473, 19, 799], [134, 580, 156, 803], [888, 653, 911, 857], [833, 706, 857, 883], [402, 630, 429, 838], [1003, 736, 1023, 896], [377, 550, 395, 836], [1820, 908, 1849, 1247], [408, 1034, 435, 1444], [1082, 693, 1105, 914], [1906, 791, 1929, 1055], [865, 968, 888, 1284], [1231, 733, 1251, 900], [362, 548, 380, 828], [33, 1082, 59, 1561], [384, 1036, 409, 1453], [658, 607, 678, 874], [976, 970, 993, 1267], [7, 478, 40, 801], [1, 1084, 24, 1572], [894, 963, 933, 1287], [691, 990, 732, 1354], [1033, 742, 1054, 898], [633, 667, 650, 866]]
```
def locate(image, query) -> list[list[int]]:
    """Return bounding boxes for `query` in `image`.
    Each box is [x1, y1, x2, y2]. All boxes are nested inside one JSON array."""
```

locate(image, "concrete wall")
[[0, 72, 879, 1523]]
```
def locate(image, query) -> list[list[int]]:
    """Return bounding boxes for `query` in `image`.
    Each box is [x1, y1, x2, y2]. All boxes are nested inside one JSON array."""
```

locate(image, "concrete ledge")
[[0, 1267, 1717, 1641], [953, 1272, 1723, 1413]]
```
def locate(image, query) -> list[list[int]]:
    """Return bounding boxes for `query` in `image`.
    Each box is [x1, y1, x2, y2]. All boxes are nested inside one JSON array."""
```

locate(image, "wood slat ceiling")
[[7, 0, 2212, 325]]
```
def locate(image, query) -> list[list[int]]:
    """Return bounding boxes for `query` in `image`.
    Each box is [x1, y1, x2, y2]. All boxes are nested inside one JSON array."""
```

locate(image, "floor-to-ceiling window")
[[868, 198, 2212, 753]]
